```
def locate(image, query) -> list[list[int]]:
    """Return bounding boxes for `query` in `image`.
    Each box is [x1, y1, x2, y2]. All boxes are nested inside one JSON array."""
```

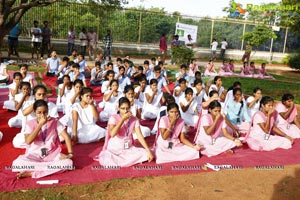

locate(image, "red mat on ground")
[[1, 75, 300, 191]]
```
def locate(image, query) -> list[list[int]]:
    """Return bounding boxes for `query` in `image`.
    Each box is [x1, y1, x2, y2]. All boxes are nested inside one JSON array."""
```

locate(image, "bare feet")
[[17, 172, 32, 179], [226, 149, 234, 154]]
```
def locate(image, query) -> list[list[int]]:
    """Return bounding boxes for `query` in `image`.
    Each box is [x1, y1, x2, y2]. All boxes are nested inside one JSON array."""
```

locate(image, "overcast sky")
[[125, 0, 281, 17]]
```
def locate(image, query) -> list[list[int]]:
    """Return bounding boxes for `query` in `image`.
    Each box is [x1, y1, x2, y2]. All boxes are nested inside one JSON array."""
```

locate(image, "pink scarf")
[[245, 111, 276, 140], [153, 116, 184, 148], [194, 113, 223, 142], [102, 115, 135, 150]]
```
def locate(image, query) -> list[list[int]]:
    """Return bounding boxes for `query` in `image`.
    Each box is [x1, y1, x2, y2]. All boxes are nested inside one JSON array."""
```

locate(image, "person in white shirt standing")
[[87, 27, 98, 61], [185, 34, 194, 49], [220, 38, 228, 60], [30, 20, 42, 59], [79, 27, 88, 57], [211, 38, 218, 61]]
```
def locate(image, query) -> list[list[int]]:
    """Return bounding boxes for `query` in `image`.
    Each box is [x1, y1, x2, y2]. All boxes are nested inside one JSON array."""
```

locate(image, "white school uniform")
[[141, 87, 163, 120], [66, 102, 105, 143], [99, 91, 123, 122], [178, 96, 199, 127]]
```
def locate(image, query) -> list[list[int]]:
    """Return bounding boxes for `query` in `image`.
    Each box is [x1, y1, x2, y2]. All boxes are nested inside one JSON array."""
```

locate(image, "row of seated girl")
[[5, 70, 299, 148], [11, 89, 299, 179], [205, 60, 273, 79]]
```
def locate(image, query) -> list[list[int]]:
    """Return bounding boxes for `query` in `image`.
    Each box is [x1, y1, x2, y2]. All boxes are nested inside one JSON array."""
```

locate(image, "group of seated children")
[[1, 54, 298, 179], [205, 60, 273, 79]]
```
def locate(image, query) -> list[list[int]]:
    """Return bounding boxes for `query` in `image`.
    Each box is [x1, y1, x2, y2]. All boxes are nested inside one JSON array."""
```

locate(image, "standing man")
[[170, 35, 180, 65], [242, 42, 252, 64], [87, 27, 98, 61], [211, 38, 218, 61], [8, 24, 21, 58], [41, 21, 52, 59], [79, 27, 88, 57], [185, 34, 194, 49], [220, 38, 228, 60], [103, 29, 113, 62], [31, 20, 42, 59], [67, 25, 76, 56], [159, 33, 167, 64]]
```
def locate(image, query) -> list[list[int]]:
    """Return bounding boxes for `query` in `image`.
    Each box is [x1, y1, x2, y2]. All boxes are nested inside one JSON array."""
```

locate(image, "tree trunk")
[[0, 26, 8, 59]]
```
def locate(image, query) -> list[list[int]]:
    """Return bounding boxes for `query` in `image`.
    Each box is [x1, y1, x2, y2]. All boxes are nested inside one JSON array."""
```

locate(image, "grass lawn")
[[167, 66, 299, 103]]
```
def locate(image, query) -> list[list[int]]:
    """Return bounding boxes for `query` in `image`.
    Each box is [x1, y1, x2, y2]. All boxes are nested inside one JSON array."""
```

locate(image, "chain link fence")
[[18, 2, 297, 53]]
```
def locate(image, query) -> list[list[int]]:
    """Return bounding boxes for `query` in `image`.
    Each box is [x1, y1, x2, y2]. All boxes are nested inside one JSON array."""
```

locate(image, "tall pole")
[[210, 20, 214, 44], [138, 12, 142, 44], [241, 23, 246, 50], [283, 28, 288, 53]]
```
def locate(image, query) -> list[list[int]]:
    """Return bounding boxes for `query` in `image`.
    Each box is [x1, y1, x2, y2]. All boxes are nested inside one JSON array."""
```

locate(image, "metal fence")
[[19, 2, 297, 53]]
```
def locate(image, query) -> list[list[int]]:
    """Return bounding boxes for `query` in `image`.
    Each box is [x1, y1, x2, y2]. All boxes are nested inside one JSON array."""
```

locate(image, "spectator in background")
[[41, 21, 52, 59], [79, 27, 88, 57], [220, 38, 228, 60], [8, 24, 21, 58], [87, 27, 98, 61], [31, 20, 42, 59], [185, 34, 194, 49], [170, 35, 180, 65], [159, 33, 167, 64], [67, 25, 76, 56], [211, 38, 218, 61], [103, 29, 113, 62], [242, 42, 252, 64]]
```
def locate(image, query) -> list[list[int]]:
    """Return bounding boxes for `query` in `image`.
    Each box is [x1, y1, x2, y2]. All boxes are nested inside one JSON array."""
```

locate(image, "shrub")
[[282, 55, 290, 65], [171, 46, 194, 65], [288, 54, 300, 70]]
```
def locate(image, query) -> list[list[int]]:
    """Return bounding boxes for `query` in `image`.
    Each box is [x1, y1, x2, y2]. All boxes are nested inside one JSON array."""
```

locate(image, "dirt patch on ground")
[[2, 165, 300, 200]]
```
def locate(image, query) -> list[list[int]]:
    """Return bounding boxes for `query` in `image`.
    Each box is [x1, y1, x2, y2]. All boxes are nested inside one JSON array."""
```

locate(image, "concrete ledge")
[[2, 37, 291, 62]]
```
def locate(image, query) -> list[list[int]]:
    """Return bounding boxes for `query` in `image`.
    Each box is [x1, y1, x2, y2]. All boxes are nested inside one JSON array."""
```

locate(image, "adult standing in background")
[[211, 38, 218, 61], [31, 20, 42, 59], [41, 21, 52, 59], [79, 27, 88, 57], [242, 43, 252, 64], [8, 24, 21, 58], [67, 25, 76, 56], [185, 34, 194, 49], [220, 38, 228, 60], [159, 33, 167, 64], [103, 29, 113, 62], [87, 27, 98, 61], [170, 35, 180, 65]]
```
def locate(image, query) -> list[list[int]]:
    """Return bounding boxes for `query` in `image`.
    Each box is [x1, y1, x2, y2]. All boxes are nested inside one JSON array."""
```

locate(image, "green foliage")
[[282, 55, 290, 64], [287, 54, 300, 70], [171, 46, 194, 65], [241, 25, 277, 47]]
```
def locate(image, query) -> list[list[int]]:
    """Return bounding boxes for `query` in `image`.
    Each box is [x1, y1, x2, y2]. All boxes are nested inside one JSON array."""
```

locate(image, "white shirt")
[[31, 27, 42, 42], [246, 96, 260, 118], [79, 32, 88, 46], [221, 41, 228, 49], [211, 41, 218, 51]]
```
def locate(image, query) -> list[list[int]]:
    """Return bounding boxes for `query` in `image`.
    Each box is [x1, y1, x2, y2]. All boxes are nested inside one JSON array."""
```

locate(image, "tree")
[[0, 0, 123, 55], [240, 25, 277, 48]]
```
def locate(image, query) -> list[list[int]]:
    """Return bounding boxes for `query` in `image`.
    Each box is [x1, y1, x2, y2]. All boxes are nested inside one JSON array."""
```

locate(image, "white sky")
[[125, 0, 281, 17]]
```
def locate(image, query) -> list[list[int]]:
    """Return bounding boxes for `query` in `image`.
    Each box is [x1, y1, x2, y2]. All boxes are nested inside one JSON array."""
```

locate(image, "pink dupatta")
[[102, 115, 136, 150], [277, 103, 297, 124], [244, 111, 277, 141], [193, 114, 223, 143], [152, 116, 184, 148]]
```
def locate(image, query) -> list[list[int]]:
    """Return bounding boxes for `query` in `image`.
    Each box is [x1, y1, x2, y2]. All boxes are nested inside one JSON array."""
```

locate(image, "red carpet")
[[1, 74, 300, 191]]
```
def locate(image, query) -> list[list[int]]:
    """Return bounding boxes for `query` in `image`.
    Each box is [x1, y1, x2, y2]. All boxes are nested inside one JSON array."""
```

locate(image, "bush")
[[171, 46, 194, 65], [282, 55, 290, 65], [288, 54, 300, 70]]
